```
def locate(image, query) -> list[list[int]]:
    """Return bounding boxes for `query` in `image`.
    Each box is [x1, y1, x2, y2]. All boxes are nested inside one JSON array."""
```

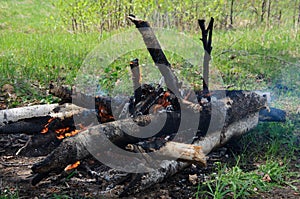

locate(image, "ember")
[[40, 117, 55, 134], [64, 161, 80, 171], [40, 117, 83, 140], [98, 104, 114, 123], [57, 129, 81, 140]]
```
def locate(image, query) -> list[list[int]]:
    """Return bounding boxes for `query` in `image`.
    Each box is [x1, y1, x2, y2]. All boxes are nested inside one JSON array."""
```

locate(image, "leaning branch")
[[127, 15, 182, 99]]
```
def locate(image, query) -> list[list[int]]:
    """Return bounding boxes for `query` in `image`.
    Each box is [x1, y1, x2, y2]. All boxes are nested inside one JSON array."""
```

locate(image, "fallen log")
[[31, 90, 267, 186], [0, 103, 85, 126], [121, 112, 259, 196], [0, 104, 58, 126], [126, 141, 207, 166]]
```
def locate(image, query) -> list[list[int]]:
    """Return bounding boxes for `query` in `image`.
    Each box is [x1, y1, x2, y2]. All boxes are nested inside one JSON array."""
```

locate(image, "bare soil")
[[0, 134, 299, 199]]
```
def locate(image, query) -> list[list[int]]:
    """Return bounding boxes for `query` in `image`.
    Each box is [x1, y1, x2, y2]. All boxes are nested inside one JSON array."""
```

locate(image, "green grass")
[[1, 1, 299, 106], [195, 114, 299, 198], [195, 158, 299, 199], [0, 187, 19, 199], [213, 27, 300, 91]]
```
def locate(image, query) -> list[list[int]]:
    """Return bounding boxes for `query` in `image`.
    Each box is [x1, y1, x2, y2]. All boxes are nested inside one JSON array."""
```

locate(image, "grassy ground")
[[0, 0, 299, 198]]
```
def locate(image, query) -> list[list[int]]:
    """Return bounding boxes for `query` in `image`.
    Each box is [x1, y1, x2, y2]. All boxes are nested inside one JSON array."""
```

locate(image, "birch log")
[[0, 103, 85, 126]]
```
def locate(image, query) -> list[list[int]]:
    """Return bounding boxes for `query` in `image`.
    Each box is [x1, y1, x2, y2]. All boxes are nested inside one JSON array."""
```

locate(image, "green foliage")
[[1, 0, 299, 106], [53, 0, 300, 32]]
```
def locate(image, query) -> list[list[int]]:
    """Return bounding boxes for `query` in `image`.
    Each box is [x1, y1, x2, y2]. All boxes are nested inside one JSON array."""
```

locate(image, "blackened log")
[[0, 104, 86, 135], [129, 58, 142, 106], [49, 83, 113, 110], [125, 113, 259, 196], [31, 90, 266, 185], [0, 116, 51, 135]]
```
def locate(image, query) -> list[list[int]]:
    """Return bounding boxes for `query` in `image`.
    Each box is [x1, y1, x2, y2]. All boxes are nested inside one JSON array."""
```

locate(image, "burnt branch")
[[198, 17, 214, 96], [129, 58, 142, 106], [127, 15, 182, 99]]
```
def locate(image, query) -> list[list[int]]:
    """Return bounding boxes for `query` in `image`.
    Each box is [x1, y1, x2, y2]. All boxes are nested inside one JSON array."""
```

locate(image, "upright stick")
[[127, 15, 182, 99], [129, 58, 142, 105], [198, 17, 214, 98]]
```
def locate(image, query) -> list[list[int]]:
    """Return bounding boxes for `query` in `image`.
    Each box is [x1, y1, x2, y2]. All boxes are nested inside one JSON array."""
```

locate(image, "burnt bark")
[[31, 90, 267, 186], [123, 113, 259, 196], [127, 15, 182, 99], [130, 58, 142, 106], [49, 83, 113, 110], [0, 116, 51, 135], [198, 18, 214, 96]]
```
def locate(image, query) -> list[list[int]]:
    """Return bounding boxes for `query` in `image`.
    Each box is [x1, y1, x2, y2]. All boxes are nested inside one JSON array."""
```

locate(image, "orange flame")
[[55, 127, 81, 140], [64, 129, 81, 138], [41, 118, 55, 134], [64, 161, 80, 171], [98, 105, 114, 123], [41, 118, 84, 140]]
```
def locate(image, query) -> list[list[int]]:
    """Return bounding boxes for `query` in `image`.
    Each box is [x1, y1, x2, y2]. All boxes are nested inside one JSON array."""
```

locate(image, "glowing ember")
[[41, 118, 55, 133], [64, 129, 81, 138], [41, 118, 85, 140], [98, 105, 114, 123], [55, 127, 70, 133], [64, 161, 80, 171], [55, 128, 81, 140]]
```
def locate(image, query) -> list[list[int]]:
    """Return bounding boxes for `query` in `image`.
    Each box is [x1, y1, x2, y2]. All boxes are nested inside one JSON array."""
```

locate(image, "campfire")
[[0, 15, 286, 197], [40, 117, 83, 140]]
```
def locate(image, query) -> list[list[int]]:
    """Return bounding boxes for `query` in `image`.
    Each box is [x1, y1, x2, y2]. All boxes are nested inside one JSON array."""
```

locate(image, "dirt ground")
[[0, 135, 299, 199]]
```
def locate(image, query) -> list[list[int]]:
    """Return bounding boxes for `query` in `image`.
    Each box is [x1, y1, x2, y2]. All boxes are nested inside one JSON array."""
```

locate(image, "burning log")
[[31, 90, 267, 187], [0, 103, 97, 156]]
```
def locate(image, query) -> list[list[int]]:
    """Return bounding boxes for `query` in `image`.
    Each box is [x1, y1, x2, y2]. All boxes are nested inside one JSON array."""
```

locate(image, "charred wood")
[[31, 90, 266, 186], [122, 113, 259, 196], [198, 17, 214, 96], [127, 15, 182, 99]]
